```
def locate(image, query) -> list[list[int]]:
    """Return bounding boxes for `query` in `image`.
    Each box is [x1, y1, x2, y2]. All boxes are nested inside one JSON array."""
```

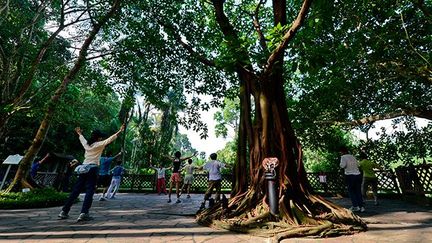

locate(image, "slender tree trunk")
[[231, 81, 249, 197], [5, 0, 121, 192]]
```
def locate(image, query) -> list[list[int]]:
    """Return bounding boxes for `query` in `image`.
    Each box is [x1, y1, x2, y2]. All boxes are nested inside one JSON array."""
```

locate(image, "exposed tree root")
[[5, 177, 40, 193], [196, 192, 367, 242]]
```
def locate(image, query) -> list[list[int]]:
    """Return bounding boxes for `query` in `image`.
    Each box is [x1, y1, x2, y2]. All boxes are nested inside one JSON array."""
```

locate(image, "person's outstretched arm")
[[39, 153, 50, 164], [100, 124, 125, 146], [180, 151, 198, 162], [76, 127, 91, 149], [113, 151, 122, 160], [149, 164, 157, 170]]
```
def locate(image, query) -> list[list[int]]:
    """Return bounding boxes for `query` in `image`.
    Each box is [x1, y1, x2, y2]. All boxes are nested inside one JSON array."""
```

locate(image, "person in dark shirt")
[[62, 159, 80, 192], [167, 151, 196, 203]]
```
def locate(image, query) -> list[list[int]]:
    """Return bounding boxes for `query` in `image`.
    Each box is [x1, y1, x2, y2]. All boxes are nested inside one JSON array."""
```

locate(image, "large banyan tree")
[[189, 0, 366, 240], [113, 0, 366, 240]]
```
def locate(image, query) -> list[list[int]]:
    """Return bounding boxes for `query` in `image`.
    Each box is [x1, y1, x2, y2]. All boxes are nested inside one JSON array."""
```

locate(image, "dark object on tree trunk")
[[208, 198, 215, 208], [263, 158, 279, 216], [221, 194, 228, 210]]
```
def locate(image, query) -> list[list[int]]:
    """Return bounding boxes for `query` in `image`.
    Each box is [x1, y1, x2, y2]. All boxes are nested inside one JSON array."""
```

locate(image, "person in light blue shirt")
[[106, 160, 125, 199], [98, 151, 122, 201]]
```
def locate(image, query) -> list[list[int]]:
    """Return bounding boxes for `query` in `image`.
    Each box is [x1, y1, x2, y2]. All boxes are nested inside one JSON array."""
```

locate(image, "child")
[[150, 164, 169, 195], [106, 160, 125, 199], [358, 152, 380, 206], [167, 151, 196, 203], [98, 151, 122, 201], [30, 153, 50, 179], [180, 159, 196, 198], [201, 153, 225, 209]]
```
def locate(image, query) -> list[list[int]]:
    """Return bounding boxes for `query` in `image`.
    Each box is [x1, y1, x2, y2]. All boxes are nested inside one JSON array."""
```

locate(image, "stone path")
[[0, 193, 430, 242]]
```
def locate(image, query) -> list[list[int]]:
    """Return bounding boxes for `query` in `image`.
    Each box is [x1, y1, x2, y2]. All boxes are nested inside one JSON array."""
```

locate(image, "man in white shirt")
[[340, 146, 364, 212], [201, 153, 225, 208]]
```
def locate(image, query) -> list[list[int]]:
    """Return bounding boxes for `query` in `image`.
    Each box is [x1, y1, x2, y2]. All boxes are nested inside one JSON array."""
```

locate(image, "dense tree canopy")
[[288, 0, 431, 142], [1, 0, 431, 240]]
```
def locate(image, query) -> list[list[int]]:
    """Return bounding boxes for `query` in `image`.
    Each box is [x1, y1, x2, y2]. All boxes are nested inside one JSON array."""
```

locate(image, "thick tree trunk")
[[5, 0, 121, 192], [197, 74, 366, 241]]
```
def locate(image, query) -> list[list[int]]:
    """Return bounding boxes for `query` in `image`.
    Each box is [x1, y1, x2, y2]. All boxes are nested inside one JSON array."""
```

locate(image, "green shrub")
[[0, 187, 71, 209]]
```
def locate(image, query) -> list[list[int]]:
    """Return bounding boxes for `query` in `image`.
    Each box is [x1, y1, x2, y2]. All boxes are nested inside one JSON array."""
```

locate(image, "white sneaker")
[[349, 206, 360, 212], [58, 211, 69, 219], [98, 197, 106, 201], [77, 213, 93, 222]]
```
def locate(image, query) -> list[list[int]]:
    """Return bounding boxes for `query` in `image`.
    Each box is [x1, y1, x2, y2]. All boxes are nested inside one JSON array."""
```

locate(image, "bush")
[[0, 187, 71, 209]]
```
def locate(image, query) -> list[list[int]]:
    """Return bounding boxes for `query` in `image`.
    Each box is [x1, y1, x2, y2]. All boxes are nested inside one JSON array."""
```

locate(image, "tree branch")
[[252, 0, 268, 50], [85, 50, 115, 61], [411, 0, 432, 21], [0, 0, 10, 19], [156, 20, 218, 68], [399, 9, 431, 66], [86, 0, 96, 26], [263, 0, 313, 77], [11, 1, 67, 107], [11, 1, 97, 107], [316, 107, 432, 126], [211, 0, 256, 75]]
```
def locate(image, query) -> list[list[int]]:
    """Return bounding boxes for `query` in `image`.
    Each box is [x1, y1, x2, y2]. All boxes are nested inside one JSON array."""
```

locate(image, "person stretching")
[[106, 160, 125, 199], [167, 151, 196, 203], [58, 125, 124, 222]]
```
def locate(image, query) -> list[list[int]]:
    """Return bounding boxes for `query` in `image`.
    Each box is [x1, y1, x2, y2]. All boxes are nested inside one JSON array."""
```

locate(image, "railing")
[[395, 164, 432, 195], [34, 164, 431, 196], [34, 172, 58, 187], [118, 173, 233, 192]]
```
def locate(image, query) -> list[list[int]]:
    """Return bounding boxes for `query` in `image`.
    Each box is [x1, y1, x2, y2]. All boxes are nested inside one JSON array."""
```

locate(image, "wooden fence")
[[395, 164, 432, 195], [31, 164, 431, 196], [114, 173, 233, 192], [306, 170, 400, 195]]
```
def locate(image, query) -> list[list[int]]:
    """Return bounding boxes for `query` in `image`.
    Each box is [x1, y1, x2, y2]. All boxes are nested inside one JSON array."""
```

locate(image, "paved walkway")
[[0, 193, 430, 242]]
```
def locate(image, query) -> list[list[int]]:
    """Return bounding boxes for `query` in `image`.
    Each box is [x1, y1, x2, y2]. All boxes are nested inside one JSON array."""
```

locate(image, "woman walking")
[[58, 125, 124, 221]]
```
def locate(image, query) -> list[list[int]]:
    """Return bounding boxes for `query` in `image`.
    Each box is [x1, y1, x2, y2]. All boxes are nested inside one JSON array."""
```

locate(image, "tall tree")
[[6, 0, 121, 192], [107, 0, 365, 240], [0, 0, 97, 141], [195, 1, 365, 240]]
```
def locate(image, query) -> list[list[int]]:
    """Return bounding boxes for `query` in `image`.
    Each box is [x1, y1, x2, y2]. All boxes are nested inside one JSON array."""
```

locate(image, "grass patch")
[[0, 187, 71, 209]]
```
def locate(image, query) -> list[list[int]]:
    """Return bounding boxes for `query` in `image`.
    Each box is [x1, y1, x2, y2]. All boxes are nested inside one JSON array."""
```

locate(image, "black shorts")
[[97, 175, 112, 187]]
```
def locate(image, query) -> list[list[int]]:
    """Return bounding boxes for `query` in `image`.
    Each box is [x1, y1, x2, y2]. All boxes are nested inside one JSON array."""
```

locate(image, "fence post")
[[130, 174, 135, 191]]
